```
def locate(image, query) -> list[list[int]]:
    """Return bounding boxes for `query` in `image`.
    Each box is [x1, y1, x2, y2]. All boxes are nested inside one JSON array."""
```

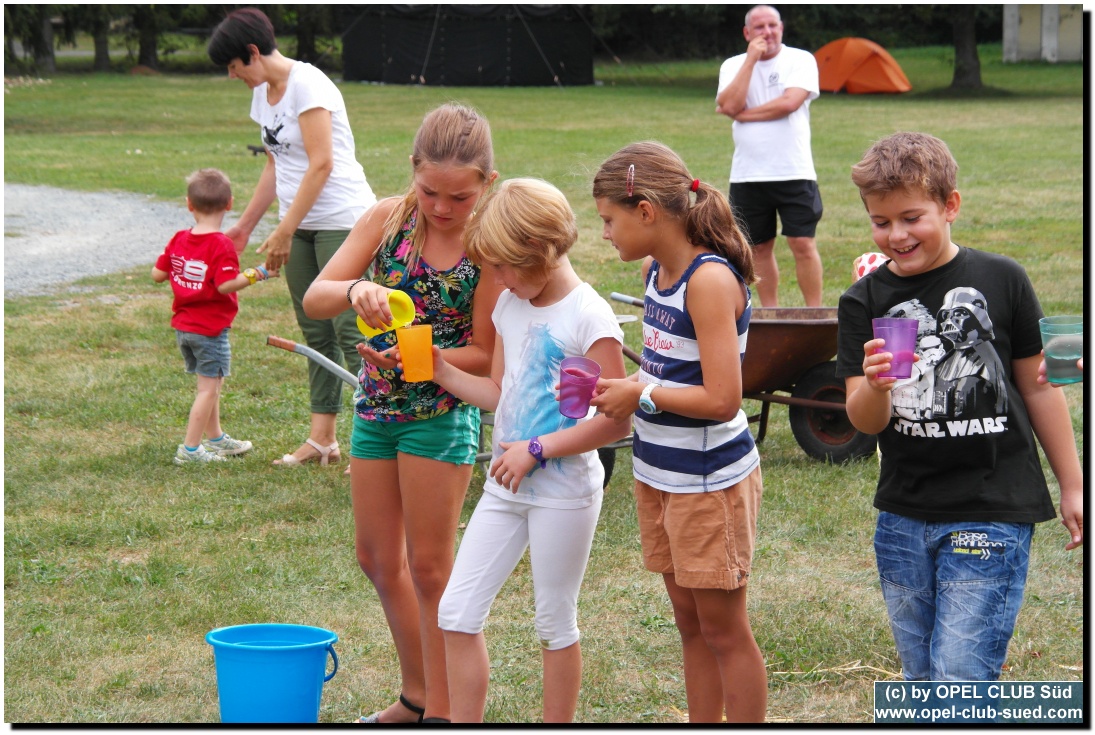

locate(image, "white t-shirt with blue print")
[[487, 283, 624, 509]]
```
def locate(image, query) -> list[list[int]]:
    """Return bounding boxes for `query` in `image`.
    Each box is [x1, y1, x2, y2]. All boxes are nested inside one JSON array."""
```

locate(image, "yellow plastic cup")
[[396, 325, 434, 382], [357, 290, 416, 337]]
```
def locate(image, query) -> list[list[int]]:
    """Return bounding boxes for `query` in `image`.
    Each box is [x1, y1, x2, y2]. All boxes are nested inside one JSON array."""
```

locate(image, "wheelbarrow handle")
[[266, 335, 360, 388], [266, 335, 297, 352], [610, 292, 644, 308]]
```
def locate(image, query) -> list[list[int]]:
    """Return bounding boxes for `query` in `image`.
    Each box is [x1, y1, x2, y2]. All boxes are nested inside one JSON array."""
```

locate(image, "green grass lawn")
[[4, 47, 1084, 723]]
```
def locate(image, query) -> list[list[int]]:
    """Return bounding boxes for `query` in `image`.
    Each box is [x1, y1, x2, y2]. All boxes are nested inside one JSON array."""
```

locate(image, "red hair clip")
[[690, 179, 700, 193], [626, 164, 635, 197]]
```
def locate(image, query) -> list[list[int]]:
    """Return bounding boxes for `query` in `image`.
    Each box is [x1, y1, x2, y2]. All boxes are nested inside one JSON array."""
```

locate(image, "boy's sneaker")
[[203, 434, 253, 457], [174, 444, 227, 465]]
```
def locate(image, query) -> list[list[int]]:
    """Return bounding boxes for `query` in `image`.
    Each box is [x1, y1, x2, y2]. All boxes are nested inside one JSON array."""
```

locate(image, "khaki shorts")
[[634, 466, 762, 591]]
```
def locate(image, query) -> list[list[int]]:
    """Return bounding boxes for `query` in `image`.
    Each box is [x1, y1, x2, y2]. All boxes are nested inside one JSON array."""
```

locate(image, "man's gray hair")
[[744, 5, 781, 26]]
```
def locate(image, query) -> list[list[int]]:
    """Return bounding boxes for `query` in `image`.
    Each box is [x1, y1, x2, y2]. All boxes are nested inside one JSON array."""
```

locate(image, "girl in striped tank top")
[[590, 141, 767, 723]]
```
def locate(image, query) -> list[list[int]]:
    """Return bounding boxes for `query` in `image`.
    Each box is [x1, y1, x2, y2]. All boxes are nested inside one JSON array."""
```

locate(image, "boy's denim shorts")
[[177, 328, 231, 378], [350, 404, 480, 465], [873, 511, 1033, 681]]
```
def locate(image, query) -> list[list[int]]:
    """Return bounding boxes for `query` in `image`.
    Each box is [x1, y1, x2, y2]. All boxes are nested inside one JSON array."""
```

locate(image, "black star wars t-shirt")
[[836, 247, 1056, 523]]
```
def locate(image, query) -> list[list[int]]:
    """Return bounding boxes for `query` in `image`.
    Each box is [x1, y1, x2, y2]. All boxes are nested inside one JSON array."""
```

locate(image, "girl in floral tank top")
[[301, 103, 502, 724], [355, 208, 481, 421]]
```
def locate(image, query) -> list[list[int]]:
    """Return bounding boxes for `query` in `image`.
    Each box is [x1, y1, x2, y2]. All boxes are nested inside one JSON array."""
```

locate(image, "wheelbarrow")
[[610, 294, 876, 463]]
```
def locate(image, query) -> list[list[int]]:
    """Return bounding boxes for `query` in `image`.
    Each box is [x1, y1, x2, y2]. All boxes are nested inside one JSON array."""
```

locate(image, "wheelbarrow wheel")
[[597, 447, 616, 489], [788, 361, 877, 463]]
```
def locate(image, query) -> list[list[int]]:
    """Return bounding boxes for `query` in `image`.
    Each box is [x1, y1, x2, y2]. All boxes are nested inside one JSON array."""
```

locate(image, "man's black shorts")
[[729, 180, 823, 245]]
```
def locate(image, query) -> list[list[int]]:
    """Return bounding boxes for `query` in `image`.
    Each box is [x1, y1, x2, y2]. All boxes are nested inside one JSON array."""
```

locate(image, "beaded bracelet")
[[347, 277, 369, 304]]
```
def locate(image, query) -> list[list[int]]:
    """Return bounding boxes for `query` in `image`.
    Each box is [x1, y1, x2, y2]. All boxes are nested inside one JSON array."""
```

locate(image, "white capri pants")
[[438, 489, 603, 651]]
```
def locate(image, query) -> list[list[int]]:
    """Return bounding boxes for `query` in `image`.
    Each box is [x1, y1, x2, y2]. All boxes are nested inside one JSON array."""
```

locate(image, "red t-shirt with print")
[[155, 230, 240, 336]]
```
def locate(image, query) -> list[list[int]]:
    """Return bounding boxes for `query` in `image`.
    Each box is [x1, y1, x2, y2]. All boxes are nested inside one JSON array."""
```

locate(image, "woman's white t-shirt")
[[487, 283, 624, 509], [249, 62, 375, 230]]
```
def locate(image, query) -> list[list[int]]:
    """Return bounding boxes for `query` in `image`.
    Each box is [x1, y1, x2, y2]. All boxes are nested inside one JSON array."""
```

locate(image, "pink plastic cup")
[[559, 356, 601, 419], [872, 318, 919, 379]]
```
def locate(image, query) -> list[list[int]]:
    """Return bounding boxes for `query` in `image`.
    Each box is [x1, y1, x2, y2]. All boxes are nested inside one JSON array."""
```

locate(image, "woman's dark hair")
[[207, 8, 277, 66], [593, 141, 755, 284]]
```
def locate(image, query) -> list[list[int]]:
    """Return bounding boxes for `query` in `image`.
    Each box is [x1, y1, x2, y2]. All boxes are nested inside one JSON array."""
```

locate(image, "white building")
[[1003, 4, 1084, 62]]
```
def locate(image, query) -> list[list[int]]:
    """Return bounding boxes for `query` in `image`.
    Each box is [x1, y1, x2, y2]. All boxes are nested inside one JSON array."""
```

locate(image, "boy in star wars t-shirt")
[[836, 133, 1082, 682]]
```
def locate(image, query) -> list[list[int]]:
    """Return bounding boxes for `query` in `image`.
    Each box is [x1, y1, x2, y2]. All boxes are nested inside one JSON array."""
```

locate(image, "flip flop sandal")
[[357, 693, 425, 724]]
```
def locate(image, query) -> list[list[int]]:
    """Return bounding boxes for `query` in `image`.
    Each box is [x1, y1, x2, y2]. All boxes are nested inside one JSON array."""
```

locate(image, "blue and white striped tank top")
[[633, 252, 760, 493]]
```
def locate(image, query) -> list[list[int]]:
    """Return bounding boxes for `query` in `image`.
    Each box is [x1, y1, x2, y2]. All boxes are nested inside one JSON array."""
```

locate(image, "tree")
[[132, 5, 159, 68], [950, 5, 983, 90], [271, 6, 336, 65], [59, 5, 123, 72], [295, 5, 320, 63], [91, 12, 112, 72], [88, 7, 116, 72], [4, 5, 56, 73], [36, 6, 56, 72]]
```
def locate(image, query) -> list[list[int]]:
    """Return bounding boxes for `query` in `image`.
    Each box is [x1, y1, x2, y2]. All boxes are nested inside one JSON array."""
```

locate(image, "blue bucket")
[[205, 623, 339, 723]]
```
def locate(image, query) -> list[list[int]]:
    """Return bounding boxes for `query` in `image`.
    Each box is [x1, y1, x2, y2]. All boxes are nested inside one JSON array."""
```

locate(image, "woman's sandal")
[[357, 693, 425, 724], [273, 438, 340, 467]]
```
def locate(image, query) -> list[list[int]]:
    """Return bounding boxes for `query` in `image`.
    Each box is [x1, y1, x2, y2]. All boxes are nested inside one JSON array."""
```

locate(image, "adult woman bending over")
[[208, 8, 375, 467]]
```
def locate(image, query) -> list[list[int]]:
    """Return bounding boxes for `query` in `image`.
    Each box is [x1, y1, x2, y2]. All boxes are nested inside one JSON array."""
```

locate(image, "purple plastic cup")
[[872, 318, 919, 379], [559, 356, 601, 419]]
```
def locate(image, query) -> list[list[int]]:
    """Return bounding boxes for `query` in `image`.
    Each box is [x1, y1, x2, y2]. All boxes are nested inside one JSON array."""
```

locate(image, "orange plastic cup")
[[396, 325, 434, 382]]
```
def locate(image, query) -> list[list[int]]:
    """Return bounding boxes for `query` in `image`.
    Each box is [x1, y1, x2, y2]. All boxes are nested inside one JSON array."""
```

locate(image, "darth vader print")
[[887, 287, 1009, 424]]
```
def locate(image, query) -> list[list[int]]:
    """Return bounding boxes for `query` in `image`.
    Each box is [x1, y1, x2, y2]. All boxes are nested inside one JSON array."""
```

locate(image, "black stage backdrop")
[[342, 5, 594, 86]]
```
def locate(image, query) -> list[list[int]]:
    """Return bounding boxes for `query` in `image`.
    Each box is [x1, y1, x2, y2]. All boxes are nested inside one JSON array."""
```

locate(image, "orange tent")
[[814, 37, 911, 94]]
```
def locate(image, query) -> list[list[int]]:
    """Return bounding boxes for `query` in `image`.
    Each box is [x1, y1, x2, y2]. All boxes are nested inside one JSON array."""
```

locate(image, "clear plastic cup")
[[1039, 315, 1083, 385]]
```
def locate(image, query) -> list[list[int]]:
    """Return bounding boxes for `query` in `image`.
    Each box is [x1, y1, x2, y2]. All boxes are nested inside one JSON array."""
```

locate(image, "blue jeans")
[[873, 511, 1032, 681]]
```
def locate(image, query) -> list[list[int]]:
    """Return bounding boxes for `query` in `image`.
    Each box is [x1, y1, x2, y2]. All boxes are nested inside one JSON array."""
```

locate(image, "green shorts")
[[351, 404, 481, 465]]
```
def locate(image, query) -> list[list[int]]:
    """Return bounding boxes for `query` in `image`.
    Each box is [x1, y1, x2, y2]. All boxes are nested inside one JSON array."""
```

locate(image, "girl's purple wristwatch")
[[527, 437, 546, 469]]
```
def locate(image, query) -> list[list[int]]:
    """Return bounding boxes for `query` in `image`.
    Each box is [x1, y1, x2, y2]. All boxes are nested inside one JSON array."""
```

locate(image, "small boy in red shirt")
[[153, 168, 275, 464]]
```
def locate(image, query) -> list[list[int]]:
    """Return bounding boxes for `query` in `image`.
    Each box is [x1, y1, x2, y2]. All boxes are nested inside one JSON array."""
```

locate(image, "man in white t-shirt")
[[716, 5, 824, 307]]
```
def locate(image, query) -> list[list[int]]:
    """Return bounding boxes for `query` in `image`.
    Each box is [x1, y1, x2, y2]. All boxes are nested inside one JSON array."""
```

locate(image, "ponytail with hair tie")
[[592, 140, 755, 285]]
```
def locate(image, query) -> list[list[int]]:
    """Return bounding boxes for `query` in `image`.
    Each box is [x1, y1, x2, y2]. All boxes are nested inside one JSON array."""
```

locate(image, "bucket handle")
[[324, 643, 339, 682]]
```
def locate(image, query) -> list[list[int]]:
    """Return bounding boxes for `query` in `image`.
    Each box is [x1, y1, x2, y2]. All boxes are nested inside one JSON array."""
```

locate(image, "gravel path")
[[4, 184, 270, 297]]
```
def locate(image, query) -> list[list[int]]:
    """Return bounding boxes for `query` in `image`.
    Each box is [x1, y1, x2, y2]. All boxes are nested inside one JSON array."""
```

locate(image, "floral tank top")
[[354, 208, 480, 421]]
